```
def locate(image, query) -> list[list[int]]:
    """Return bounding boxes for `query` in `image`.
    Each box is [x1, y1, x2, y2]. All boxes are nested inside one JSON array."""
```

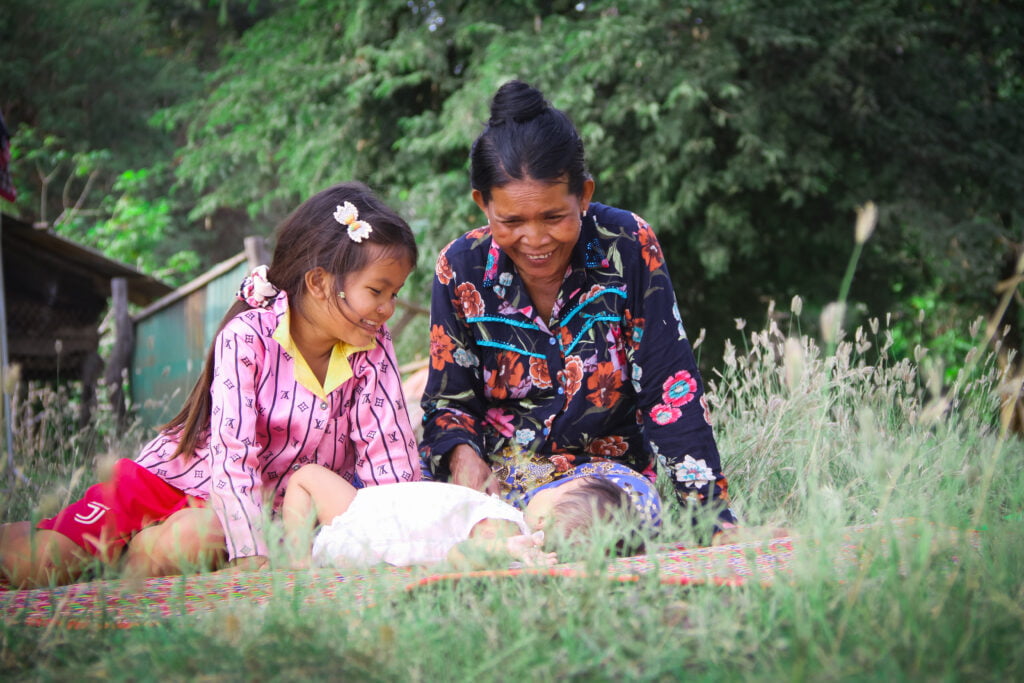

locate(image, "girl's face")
[[331, 252, 412, 347], [473, 176, 595, 287]]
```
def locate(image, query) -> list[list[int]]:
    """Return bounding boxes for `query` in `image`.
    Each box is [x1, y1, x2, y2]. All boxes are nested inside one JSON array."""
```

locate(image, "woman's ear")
[[471, 189, 488, 216], [580, 178, 596, 215]]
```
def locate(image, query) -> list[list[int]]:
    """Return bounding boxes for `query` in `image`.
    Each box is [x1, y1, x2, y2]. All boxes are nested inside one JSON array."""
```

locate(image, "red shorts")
[[37, 458, 206, 559]]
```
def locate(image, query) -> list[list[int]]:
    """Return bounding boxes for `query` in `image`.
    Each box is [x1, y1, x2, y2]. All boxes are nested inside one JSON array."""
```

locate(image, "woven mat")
[[1, 519, 978, 629], [0, 567, 419, 629]]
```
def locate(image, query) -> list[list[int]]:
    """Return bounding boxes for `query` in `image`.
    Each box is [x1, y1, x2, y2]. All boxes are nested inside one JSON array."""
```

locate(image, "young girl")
[[0, 182, 421, 587], [282, 462, 661, 569]]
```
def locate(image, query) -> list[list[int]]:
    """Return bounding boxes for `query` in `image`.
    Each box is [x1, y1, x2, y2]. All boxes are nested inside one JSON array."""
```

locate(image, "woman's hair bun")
[[470, 79, 588, 199], [488, 79, 548, 125]]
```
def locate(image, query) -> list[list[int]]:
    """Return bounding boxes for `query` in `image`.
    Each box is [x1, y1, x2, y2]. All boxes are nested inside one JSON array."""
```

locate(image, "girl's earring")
[[337, 291, 346, 299]]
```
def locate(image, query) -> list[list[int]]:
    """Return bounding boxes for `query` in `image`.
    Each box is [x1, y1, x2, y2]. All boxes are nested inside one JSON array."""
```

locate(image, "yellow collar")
[[272, 308, 376, 399]]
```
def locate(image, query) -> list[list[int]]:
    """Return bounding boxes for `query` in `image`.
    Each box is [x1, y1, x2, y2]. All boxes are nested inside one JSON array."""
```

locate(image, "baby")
[[282, 464, 650, 569]]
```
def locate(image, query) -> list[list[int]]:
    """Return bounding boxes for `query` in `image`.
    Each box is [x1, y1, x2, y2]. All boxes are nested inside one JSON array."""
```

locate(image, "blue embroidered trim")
[[477, 339, 547, 359], [560, 288, 627, 327], [467, 316, 541, 330], [562, 314, 622, 355]]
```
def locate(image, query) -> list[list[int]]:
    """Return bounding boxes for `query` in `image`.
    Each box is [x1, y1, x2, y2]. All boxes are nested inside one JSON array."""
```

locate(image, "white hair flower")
[[333, 201, 373, 243]]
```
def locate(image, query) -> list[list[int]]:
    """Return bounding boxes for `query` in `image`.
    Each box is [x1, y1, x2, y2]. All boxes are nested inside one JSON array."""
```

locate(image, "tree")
[[163, 0, 1024, 364], [0, 0, 274, 283]]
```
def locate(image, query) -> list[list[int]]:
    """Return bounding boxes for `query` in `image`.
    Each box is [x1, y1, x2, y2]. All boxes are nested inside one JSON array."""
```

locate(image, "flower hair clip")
[[333, 201, 373, 243], [236, 264, 280, 309]]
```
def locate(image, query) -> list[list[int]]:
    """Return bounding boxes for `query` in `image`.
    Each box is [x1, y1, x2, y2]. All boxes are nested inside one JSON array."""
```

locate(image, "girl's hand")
[[228, 555, 269, 572], [450, 445, 499, 495]]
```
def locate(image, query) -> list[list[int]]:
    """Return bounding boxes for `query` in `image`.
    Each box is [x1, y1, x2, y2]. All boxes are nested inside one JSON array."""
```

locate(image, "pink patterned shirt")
[[135, 292, 420, 560]]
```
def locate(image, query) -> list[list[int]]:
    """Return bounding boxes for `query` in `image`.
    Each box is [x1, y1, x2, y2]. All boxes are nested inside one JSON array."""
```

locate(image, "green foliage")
[[4, 125, 112, 226], [0, 0, 271, 283], [3, 0, 1023, 406], [156, 0, 474, 280], [0, 0, 191, 160], [55, 167, 203, 286], [7, 0, 1020, 359], [886, 287, 983, 383], [155, 0, 1023, 371], [0, 0, 198, 219]]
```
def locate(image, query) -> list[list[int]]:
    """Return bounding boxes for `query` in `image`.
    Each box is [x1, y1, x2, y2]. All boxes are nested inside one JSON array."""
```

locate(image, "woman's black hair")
[[469, 80, 589, 203], [162, 181, 417, 460]]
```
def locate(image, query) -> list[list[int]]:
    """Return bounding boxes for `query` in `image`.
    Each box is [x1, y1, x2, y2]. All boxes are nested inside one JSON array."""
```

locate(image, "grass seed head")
[[854, 200, 878, 244], [820, 302, 846, 345]]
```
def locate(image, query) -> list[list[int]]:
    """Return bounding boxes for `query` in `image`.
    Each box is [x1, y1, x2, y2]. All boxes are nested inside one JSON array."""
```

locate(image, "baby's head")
[[524, 476, 654, 556]]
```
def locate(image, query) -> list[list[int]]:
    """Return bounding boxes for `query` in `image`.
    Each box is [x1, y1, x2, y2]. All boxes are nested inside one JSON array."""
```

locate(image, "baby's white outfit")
[[311, 481, 532, 567]]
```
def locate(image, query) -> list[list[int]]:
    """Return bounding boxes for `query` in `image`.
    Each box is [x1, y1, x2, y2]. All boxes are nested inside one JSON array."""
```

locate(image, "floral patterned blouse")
[[419, 202, 735, 527]]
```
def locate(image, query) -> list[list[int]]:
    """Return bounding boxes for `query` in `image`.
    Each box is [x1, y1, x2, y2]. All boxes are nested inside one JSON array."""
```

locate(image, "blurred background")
[[1, 0, 1021, 376]]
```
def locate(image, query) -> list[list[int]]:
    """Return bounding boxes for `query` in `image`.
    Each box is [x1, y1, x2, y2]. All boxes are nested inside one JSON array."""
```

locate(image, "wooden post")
[[78, 350, 102, 430], [104, 277, 134, 433], [0, 211, 28, 485], [244, 236, 271, 269]]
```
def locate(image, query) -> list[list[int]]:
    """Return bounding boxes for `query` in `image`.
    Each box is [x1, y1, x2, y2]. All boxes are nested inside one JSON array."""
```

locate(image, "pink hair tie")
[[236, 264, 280, 308]]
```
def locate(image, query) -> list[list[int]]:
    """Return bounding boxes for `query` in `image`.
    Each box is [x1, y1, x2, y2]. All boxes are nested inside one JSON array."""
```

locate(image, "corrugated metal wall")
[[131, 254, 250, 429]]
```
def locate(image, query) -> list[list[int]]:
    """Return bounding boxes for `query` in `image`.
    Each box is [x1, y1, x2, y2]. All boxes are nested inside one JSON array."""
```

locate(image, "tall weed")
[[0, 378, 153, 523]]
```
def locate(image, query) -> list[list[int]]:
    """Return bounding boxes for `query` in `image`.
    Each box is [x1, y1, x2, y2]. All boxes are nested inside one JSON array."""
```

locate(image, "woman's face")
[[474, 176, 595, 286]]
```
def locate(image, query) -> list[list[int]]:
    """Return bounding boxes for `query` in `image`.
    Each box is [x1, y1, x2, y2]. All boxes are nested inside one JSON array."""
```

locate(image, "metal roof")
[[1, 212, 172, 305]]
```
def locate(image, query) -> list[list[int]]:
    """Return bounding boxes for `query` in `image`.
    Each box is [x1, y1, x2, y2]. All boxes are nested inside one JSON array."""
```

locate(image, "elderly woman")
[[420, 80, 735, 539]]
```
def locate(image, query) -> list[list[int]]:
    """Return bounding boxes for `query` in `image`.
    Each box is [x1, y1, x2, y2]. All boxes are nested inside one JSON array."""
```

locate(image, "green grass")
[[2, 304, 1024, 680]]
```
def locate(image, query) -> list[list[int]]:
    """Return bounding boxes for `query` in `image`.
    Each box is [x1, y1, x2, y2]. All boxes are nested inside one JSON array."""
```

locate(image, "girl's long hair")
[[161, 181, 418, 459]]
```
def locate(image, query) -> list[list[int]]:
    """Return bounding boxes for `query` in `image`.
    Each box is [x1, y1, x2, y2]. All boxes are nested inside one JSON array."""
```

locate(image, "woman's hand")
[[449, 444, 499, 495]]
